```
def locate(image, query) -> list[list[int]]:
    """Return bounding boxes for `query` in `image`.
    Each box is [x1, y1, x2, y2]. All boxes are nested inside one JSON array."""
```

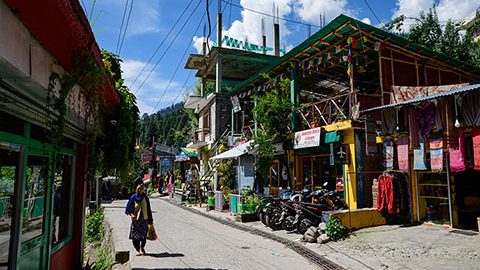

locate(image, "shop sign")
[[272, 143, 285, 155], [294, 127, 321, 149], [335, 144, 350, 164], [323, 120, 352, 132], [232, 96, 241, 113]]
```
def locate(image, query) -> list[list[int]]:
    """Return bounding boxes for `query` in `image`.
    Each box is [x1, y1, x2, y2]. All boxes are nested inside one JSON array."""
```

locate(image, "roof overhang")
[[362, 83, 480, 113], [211, 140, 255, 160], [185, 47, 278, 81], [184, 92, 216, 112]]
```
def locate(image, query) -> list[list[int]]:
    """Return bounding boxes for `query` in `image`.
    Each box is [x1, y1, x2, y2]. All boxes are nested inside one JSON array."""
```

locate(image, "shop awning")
[[186, 141, 208, 149], [180, 147, 199, 158], [211, 140, 255, 160], [362, 83, 480, 113]]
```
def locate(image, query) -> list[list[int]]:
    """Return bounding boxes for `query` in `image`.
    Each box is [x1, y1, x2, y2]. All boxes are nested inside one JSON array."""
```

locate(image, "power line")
[[116, 0, 130, 54], [129, 0, 195, 90], [134, 0, 203, 94], [149, 2, 214, 113], [118, 0, 135, 56], [221, 0, 320, 28], [362, 0, 383, 27]]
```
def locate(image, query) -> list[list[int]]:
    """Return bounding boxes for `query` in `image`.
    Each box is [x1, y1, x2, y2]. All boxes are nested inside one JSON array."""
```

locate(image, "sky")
[[80, 0, 479, 116]]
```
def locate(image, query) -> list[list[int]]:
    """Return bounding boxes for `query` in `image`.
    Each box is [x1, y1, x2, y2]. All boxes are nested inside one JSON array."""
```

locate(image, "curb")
[[164, 199, 345, 270]]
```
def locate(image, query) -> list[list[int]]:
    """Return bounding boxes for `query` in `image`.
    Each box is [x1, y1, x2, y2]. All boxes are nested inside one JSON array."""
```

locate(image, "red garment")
[[473, 127, 480, 171], [377, 175, 394, 214]]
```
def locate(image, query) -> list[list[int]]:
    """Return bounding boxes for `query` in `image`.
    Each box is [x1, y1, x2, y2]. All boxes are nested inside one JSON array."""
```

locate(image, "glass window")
[[0, 111, 24, 136], [22, 156, 48, 242], [53, 155, 74, 245], [0, 142, 21, 269]]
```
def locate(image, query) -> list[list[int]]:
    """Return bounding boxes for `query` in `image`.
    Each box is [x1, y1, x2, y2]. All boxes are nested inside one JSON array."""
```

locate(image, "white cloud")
[[361, 17, 371, 25], [436, 0, 479, 22], [392, 0, 478, 30], [127, 0, 162, 36], [293, 0, 352, 25], [392, 0, 433, 20], [122, 59, 183, 115], [192, 36, 214, 54]]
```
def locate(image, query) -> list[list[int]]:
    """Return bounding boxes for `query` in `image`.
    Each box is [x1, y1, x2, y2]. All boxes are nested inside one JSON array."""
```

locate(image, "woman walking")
[[125, 184, 153, 256]]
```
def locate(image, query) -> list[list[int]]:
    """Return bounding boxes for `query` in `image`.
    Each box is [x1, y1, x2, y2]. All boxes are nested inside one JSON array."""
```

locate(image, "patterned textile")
[[430, 136, 444, 172], [435, 99, 446, 131], [408, 108, 420, 148], [449, 128, 466, 172], [397, 134, 409, 172], [384, 137, 395, 170], [472, 127, 480, 171], [417, 102, 435, 139], [129, 219, 148, 241], [390, 83, 469, 104], [414, 140, 427, 170]]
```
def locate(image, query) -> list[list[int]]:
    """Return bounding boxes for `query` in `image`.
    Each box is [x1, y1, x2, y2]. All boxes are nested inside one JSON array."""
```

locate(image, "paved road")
[[104, 198, 317, 270]]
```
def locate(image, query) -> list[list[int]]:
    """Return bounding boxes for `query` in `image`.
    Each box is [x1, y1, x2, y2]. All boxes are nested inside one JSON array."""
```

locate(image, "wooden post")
[[415, 58, 420, 86], [390, 49, 395, 86], [378, 50, 384, 105]]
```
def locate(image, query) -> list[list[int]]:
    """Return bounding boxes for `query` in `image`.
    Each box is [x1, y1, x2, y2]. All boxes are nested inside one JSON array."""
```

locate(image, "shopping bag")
[[146, 224, 158, 241]]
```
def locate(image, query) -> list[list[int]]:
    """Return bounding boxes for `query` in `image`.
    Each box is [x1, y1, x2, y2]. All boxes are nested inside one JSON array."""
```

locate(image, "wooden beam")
[[390, 49, 395, 86], [378, 49, 385, 105], [415, 58, 420, 86]]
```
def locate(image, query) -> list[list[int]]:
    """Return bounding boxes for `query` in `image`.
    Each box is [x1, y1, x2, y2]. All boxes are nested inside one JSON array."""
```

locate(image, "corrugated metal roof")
[[228, 14, 480, 97], [362, 83, 480, 113]]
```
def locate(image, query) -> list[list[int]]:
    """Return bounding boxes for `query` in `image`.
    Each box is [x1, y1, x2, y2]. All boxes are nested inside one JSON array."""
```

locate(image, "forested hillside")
[[139, 103, 196, 147]]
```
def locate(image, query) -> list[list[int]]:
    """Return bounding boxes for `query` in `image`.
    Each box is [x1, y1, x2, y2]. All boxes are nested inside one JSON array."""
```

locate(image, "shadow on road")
[[144, 252, 185, 258]]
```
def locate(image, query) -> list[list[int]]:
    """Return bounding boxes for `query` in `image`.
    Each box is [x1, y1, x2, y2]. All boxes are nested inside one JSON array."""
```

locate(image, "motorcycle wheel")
[[297, 219, 312, 235], [268, 214, 282, 230], [282, 216, 296, 231]]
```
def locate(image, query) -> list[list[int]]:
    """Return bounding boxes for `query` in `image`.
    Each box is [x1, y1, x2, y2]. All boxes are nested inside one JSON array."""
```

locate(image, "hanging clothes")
[[397, 133, 409, 172], [430, 134, 444, 172], [408, 108, 420, 148], [383, 137, 395, 171], [445, 100, 459, 149], [472, 127, 480, 171], [377, 174, 394, 214], [382, 108, 397, 134], [414, 139, 427, 170], [417, 102, 435, 139], [461, 92, 480, 127], [449, 128, 466, 172], [435, 99, 446, 131]]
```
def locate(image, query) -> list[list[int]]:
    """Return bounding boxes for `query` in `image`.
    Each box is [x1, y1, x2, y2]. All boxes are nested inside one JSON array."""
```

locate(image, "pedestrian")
[[125, 184, 153, 256]]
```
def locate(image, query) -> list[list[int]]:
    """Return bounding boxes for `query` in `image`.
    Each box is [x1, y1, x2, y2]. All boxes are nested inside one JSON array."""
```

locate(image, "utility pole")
[[151, 136, 157, 187]]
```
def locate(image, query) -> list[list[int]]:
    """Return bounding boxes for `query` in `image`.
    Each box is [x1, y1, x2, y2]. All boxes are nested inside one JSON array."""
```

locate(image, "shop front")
[[365, 84, 480, 229]]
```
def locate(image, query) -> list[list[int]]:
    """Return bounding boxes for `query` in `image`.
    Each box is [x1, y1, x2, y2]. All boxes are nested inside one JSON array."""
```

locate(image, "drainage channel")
[[166, 200, 345, 270]]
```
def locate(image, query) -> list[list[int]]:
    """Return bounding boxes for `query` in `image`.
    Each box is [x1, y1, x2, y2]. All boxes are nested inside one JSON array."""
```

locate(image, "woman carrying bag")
[[125, 184, 156, 256]]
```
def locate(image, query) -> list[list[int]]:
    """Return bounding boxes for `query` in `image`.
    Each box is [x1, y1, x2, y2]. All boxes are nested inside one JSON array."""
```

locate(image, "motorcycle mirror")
[[323, 182, 328, 187]]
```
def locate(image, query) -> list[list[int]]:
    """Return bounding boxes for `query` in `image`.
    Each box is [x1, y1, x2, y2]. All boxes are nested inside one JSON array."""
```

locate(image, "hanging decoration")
[[472, 127, 480, 171], [414, 139, 428, 170], [397, 133, 409, 171]]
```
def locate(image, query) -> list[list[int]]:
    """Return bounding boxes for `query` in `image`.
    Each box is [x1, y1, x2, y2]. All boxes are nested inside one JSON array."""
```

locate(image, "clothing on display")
[[461, 92, 480, 127], [414, 140, 427, 170], [382, 109, 397, 134], [397, 134, 409, 172], [472, 127, 480, 171], [383, 137, 394, 171], [408, 108, 420, 148], [417, 102, 435, 139], [449, 128, 466, 172], [377, 172, 410, 217], [430, 135, 443, 172]]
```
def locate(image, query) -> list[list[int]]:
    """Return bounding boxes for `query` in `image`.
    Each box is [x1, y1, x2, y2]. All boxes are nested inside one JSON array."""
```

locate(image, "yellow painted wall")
[[343, 129, 357, 209], [331, 208, 386, 230]]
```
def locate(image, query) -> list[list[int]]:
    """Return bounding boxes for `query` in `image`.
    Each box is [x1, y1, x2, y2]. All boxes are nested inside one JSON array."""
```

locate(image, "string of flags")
[[233, 36, 387, 99]]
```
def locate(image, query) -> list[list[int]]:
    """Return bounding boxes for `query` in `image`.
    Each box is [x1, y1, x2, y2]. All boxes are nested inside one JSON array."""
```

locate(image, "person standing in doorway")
[[125, 184, 153, 256]]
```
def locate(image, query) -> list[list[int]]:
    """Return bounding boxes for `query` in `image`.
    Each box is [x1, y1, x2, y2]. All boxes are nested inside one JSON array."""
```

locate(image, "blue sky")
[[80, 0, 478, 115]]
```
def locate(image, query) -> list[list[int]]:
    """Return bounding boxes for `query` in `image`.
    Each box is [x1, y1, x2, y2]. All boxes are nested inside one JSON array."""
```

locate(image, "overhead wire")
[[221, 0, 320, 28], [362, 0, 383, 27], [149, 0, 228, 114], [116, 0, 130, 54], [118, 0, 135, 56], [134, 0, 203, 94], [129, 0, 195, 90]]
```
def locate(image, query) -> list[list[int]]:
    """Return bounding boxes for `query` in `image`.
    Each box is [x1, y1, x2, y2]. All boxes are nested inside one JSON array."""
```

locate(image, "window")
[[0, 111, 24, 136], [53, 155, 74, 245], [203, 108, 211, 134], [0, 142, 21, 268], [22, 155, 48, 242]]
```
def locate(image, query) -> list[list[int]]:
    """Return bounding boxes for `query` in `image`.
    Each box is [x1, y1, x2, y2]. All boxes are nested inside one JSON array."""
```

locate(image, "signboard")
[[293, 128, 321, 149], [232, 96, 241, 113]]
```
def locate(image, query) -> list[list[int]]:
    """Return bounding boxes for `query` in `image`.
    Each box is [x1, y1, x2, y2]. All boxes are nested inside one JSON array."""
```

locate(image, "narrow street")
[[104, 198, 318, 270]]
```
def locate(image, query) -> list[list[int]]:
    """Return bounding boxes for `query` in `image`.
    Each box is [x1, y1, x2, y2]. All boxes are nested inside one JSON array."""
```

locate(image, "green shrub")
[[325, 217, 348, 241], [85, 208, 104, 243], [92, 246, 113, 270]]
